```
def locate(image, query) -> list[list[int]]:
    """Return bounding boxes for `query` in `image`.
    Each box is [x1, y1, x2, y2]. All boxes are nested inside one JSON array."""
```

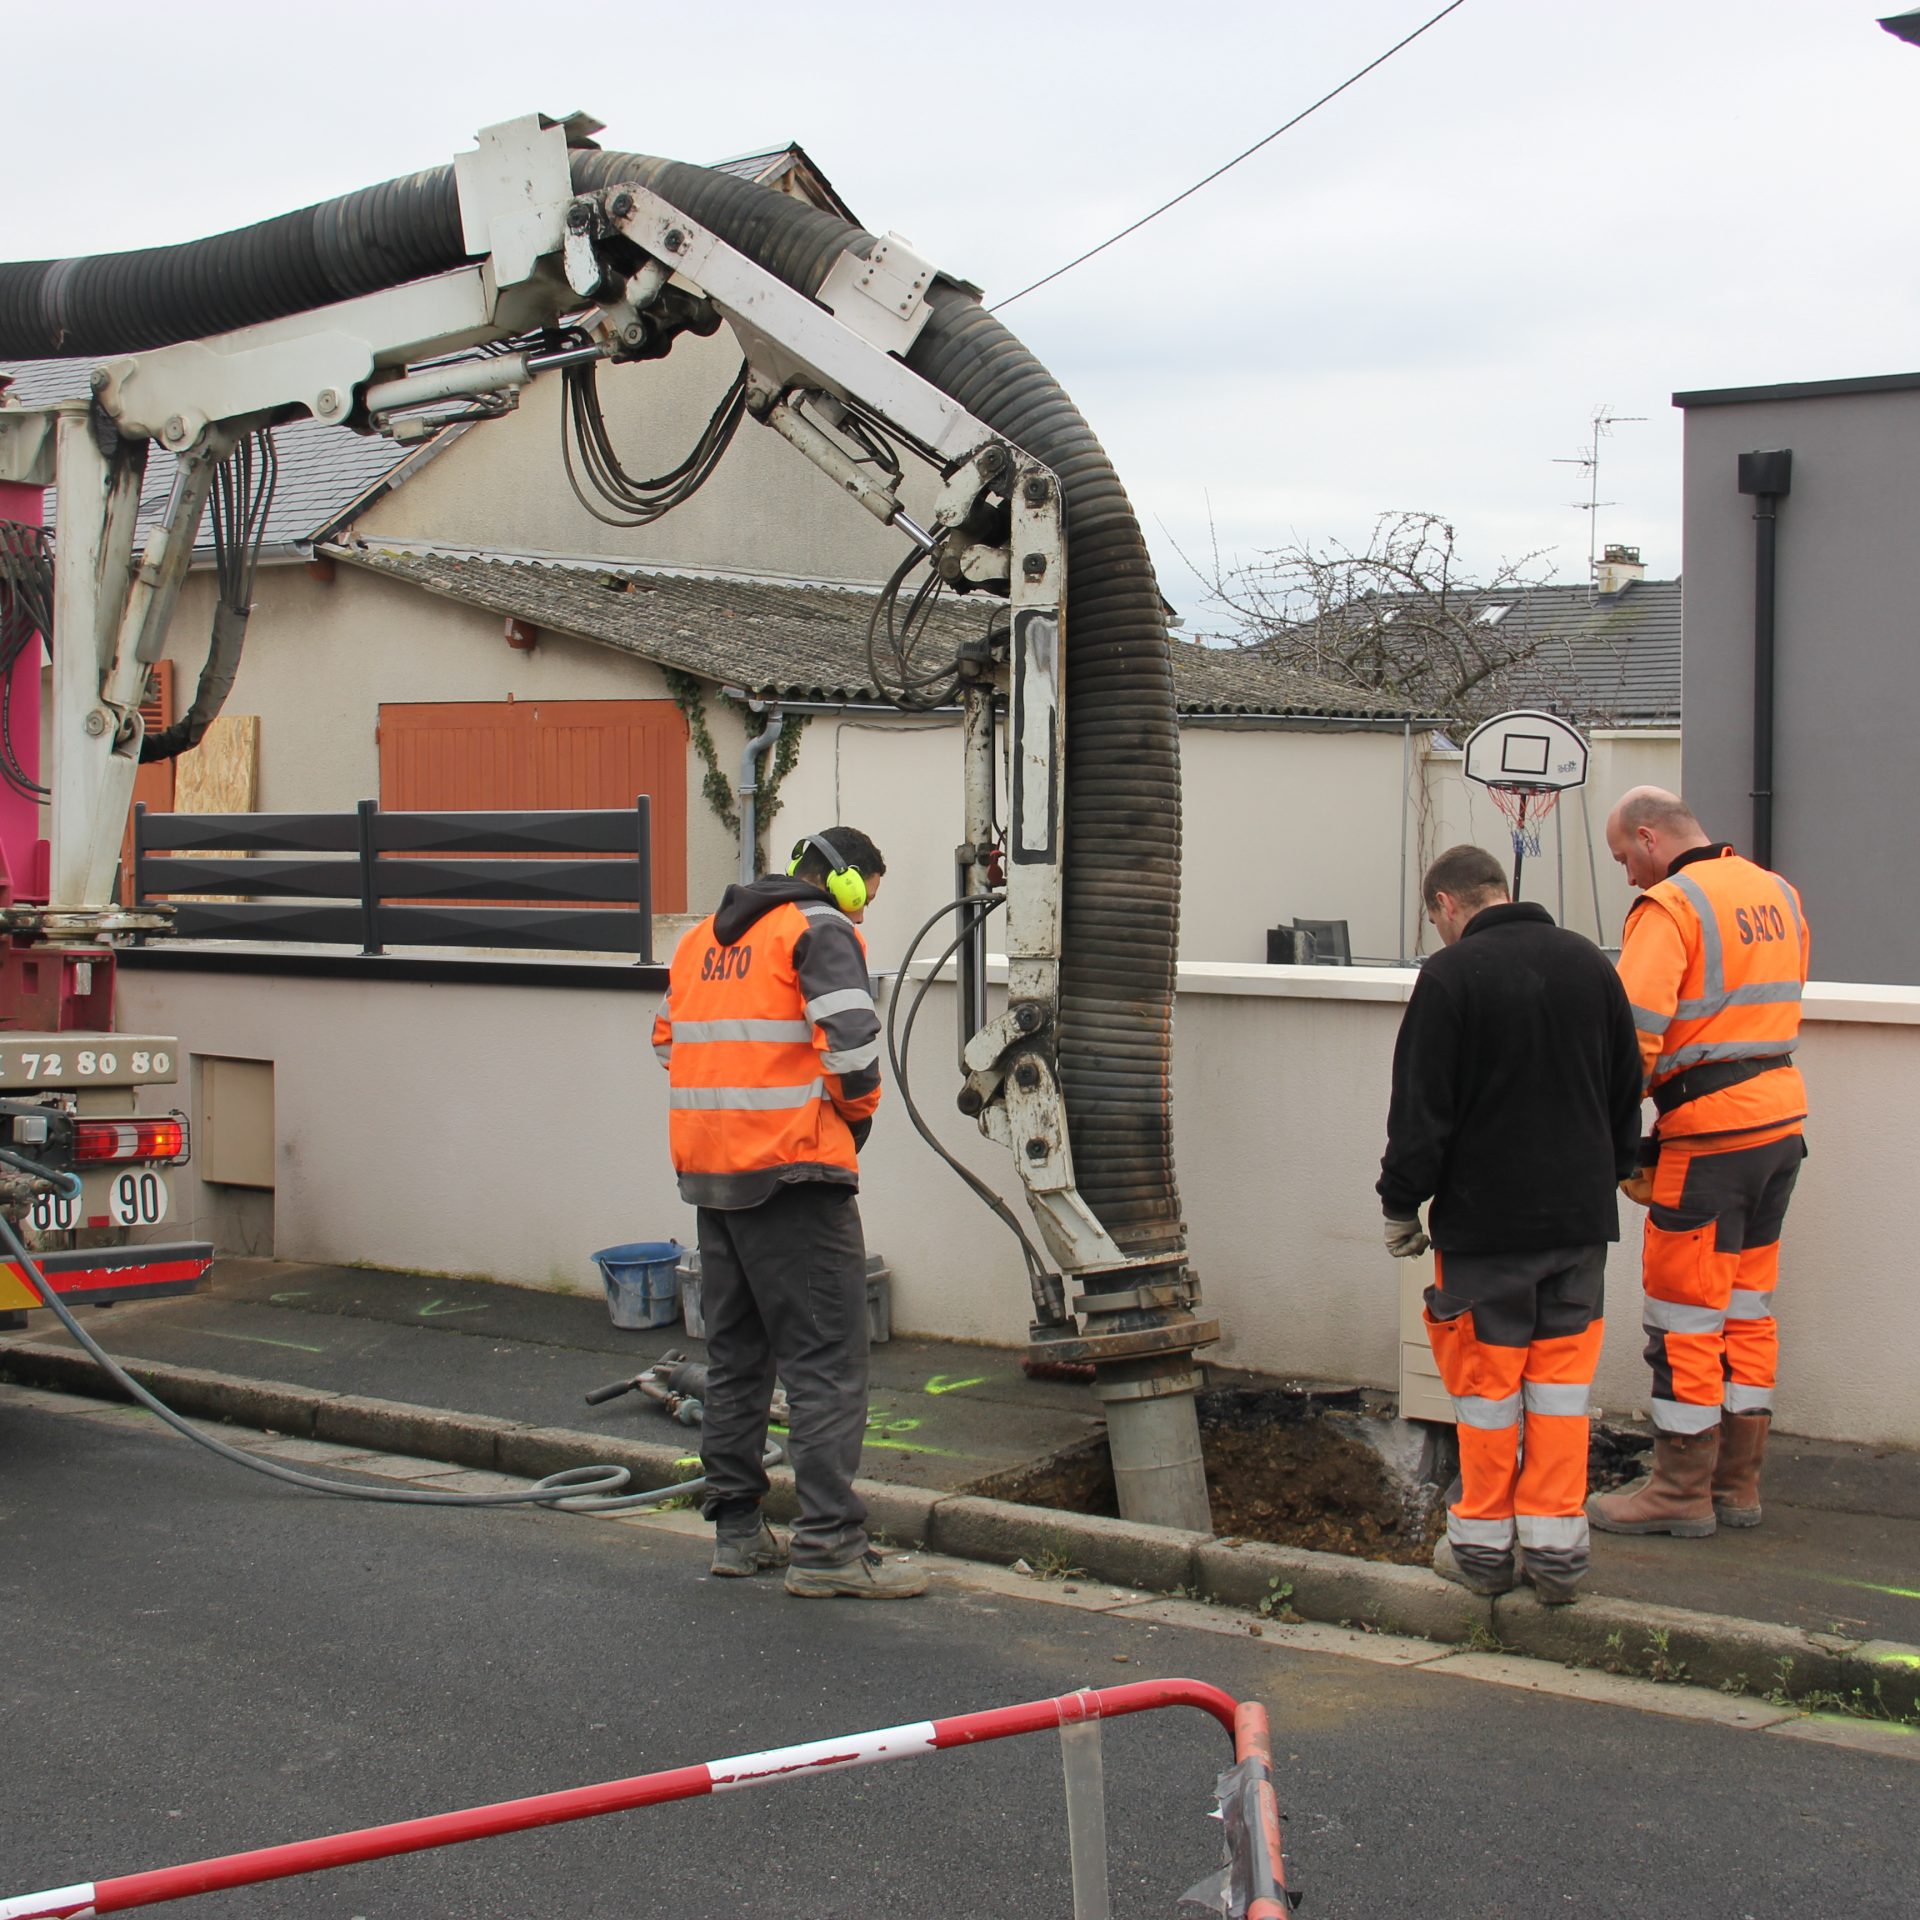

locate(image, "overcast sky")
[[8, 1, 1917, 623]]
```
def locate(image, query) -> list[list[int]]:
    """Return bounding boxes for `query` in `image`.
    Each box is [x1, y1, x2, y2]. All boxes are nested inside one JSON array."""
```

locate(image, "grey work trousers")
[[696, 1182, 870, 1568]]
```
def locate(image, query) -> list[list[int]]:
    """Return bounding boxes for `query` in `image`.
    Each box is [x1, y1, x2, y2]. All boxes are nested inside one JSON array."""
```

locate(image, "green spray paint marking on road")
[[863, 1436, 965, 1458], [1804, 1571, 1920, 1603], [924, 1374, 987, 1395], [268, 1290, 312, 1303], [418, 1300, 486, 1319], [202, 1329, 325, 1355]]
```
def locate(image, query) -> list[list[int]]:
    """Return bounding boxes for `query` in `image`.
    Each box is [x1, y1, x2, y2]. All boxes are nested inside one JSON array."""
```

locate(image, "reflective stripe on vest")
[[671, 1019, 815, 1045], [669, 1080, 827, 1111], [805, 987, 873, 1024]]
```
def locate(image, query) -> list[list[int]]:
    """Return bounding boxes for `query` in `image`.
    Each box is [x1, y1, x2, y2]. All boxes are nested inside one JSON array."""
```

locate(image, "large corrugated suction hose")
[[0, 151, 1184, 1259]]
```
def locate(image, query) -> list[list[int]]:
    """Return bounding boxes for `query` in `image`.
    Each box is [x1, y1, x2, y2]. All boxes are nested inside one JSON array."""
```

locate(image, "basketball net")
[[1486, 783, 1561, 896]]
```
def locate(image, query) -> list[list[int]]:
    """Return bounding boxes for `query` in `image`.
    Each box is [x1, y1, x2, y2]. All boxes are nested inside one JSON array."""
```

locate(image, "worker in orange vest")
[[1588, 788, 1809, 1540], [653, 827, 925, 1599]]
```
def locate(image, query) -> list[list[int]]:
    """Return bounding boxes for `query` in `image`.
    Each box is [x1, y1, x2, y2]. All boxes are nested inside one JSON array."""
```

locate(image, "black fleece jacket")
[[1377, 902, 1644, 1253]]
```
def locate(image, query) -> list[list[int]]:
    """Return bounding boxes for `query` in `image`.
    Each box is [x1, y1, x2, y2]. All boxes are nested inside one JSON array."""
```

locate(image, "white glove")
[[1383, 1214, 1430, 1259]]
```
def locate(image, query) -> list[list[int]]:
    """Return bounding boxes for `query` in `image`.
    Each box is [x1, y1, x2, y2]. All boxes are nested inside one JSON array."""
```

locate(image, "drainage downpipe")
[[1736, 449, 1792, 870], [737, 705, 783, 885], [0, 152, 1207, 1530]]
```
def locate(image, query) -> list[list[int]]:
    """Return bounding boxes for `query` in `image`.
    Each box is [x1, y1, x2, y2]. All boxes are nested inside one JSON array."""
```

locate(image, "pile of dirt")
[[970, 1385, 1443, 1566], [970, 1389, 1661, 1566]]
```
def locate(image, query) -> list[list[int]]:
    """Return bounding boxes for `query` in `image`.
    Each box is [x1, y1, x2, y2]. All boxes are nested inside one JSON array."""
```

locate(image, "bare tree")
[[1197, 511, 1565, 728]]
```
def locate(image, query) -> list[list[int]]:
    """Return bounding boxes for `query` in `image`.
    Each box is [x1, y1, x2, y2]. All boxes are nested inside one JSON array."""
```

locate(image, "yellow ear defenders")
[[787, 832, 868, 913]]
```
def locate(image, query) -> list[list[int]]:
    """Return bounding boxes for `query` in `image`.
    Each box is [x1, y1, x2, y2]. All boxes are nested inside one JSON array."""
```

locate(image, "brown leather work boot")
[[1712, 1412, 1770, 1528], [1586, 1429, 1719, 1538]]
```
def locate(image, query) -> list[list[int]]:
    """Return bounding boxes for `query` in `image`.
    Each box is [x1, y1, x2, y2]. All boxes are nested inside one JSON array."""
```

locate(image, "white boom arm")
[[0, 113, 1147, 1283]]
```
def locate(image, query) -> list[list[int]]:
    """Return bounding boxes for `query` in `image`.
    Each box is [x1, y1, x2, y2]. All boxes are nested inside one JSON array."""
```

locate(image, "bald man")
[[1588, 788, 1809, 1542]]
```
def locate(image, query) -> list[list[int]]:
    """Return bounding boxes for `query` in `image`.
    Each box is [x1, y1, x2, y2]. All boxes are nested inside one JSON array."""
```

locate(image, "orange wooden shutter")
[[377, 698, 688, 912]]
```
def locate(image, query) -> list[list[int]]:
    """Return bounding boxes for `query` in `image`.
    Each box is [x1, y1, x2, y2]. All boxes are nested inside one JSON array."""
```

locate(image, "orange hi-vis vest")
[[1618, 846, 1809, 1142], [653, 886, 883, 1210]]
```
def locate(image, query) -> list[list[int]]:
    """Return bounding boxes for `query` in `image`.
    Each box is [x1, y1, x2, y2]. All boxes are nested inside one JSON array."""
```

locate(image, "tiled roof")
[[1228, 577, 1683, 728], [2, 357, 436, 554], [707, 144, 857, 223], [1477, 580, 1681, 725], [326, 544, 1422, 720]]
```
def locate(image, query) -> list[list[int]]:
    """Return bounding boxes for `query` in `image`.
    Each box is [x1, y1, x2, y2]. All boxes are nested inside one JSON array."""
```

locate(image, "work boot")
[[1712, 1412, 1770, 1529], [1519, 1555, 1583, 1607], [1586, 1429, 1719, 1537], [711, 1521, 789, 1578], [784, 1549, 929, 1600], [1431, 1538, 1518, 1597]]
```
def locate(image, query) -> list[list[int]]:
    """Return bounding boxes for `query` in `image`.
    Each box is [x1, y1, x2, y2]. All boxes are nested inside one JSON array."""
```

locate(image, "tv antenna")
[[1555, 405, 1645, 600]]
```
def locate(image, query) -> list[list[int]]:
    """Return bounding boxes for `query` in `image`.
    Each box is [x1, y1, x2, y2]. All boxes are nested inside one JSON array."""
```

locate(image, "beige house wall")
[[351, 332, 927, 586], [772, 713, 1680, 970], [115, 959, 1920, 1451]]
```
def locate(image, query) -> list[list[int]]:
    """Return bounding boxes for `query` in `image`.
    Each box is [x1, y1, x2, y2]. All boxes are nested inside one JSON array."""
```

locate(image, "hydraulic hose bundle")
[[0, 145, 1186, 1264]]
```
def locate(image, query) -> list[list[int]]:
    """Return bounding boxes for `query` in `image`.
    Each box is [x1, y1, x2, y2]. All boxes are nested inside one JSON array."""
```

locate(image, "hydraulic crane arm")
[[0, 114, 1217, 1528]]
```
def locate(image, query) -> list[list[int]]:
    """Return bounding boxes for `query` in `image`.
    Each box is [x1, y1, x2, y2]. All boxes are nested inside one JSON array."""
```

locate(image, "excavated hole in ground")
[[971, 1389, 1664, 1566]]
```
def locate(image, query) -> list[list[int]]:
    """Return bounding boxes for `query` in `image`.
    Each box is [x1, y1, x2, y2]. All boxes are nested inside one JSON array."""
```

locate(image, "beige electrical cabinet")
[[198, 1056, 275, 1189], [1397, 1254, 1454, 1425]]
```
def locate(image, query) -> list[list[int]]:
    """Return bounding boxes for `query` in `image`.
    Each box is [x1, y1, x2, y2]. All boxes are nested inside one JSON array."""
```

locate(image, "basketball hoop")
[[1486, 782, 1559, 866], [1460, 710, 1590, 899]]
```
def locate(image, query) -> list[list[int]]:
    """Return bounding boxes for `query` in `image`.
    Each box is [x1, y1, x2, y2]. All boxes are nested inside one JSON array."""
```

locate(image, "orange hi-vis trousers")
[[1424, 1245, 1605, 1581], [1642, 1128, 1805, 1435]]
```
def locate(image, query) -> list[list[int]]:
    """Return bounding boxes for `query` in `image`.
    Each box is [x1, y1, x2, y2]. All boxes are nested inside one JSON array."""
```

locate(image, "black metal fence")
[[133, 799, 654, 961]]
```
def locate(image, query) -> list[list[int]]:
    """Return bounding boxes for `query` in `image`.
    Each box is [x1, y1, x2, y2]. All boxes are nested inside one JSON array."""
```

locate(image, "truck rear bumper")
[[0, 1241, 214, 1313]]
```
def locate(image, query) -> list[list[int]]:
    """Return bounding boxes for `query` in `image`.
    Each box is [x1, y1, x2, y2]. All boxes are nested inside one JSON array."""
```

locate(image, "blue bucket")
[[592, 1240, 683, 1330]]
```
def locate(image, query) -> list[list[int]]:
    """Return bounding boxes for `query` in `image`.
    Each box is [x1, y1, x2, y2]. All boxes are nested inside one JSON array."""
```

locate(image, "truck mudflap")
[[0, 1241, 213, 1314]]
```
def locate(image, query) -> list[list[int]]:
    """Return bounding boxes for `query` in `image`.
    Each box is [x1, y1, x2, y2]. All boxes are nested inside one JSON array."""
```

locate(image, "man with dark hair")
[[654, 825, 925, 1599], [1379, 845, 1643, 1603], [1587, 787, 1809, 1541]]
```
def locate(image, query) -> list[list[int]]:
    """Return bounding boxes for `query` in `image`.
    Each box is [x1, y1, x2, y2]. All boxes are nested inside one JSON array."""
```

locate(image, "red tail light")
[[71, 1117, 189, 1165]]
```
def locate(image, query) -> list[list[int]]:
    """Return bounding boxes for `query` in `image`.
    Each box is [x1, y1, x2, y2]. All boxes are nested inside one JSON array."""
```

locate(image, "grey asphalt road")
[[1, 1398, 1912, 1920]]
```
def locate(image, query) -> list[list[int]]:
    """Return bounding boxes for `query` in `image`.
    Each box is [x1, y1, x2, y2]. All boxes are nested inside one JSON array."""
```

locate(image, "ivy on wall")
[[665, 668, 809, 874]]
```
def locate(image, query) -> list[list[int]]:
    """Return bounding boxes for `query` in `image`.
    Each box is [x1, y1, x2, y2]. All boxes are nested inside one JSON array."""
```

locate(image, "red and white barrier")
[[3, 1679, 1287, 1918]]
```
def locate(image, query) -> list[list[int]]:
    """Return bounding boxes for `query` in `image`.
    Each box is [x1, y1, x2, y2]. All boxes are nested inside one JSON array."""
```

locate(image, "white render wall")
[[115, 959, 1920, 1451]]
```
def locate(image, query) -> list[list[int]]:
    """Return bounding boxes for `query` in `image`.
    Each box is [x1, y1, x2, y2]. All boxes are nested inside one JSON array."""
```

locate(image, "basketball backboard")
[[1461, 709, 1589, 793]]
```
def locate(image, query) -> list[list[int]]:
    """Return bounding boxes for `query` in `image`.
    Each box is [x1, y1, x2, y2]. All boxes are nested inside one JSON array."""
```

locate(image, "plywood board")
[[176, 714, 258, 815]]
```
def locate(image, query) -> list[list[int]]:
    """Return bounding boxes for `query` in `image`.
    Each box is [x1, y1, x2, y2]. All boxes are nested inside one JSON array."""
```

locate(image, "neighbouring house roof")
[[327, 543, 1425, 722], [1236, 577, 1682, 728], [708, 144, 859, 224], [1480, 580, 1681, 726], [0, 144, 850, 559]]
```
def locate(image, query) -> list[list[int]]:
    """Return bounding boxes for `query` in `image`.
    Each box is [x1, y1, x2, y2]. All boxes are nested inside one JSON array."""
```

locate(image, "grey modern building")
[[1675, 371, 1920, 987]]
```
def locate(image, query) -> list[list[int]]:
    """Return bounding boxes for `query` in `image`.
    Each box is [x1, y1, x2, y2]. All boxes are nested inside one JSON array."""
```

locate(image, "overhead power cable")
[[989, 1, 1468, 312]]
